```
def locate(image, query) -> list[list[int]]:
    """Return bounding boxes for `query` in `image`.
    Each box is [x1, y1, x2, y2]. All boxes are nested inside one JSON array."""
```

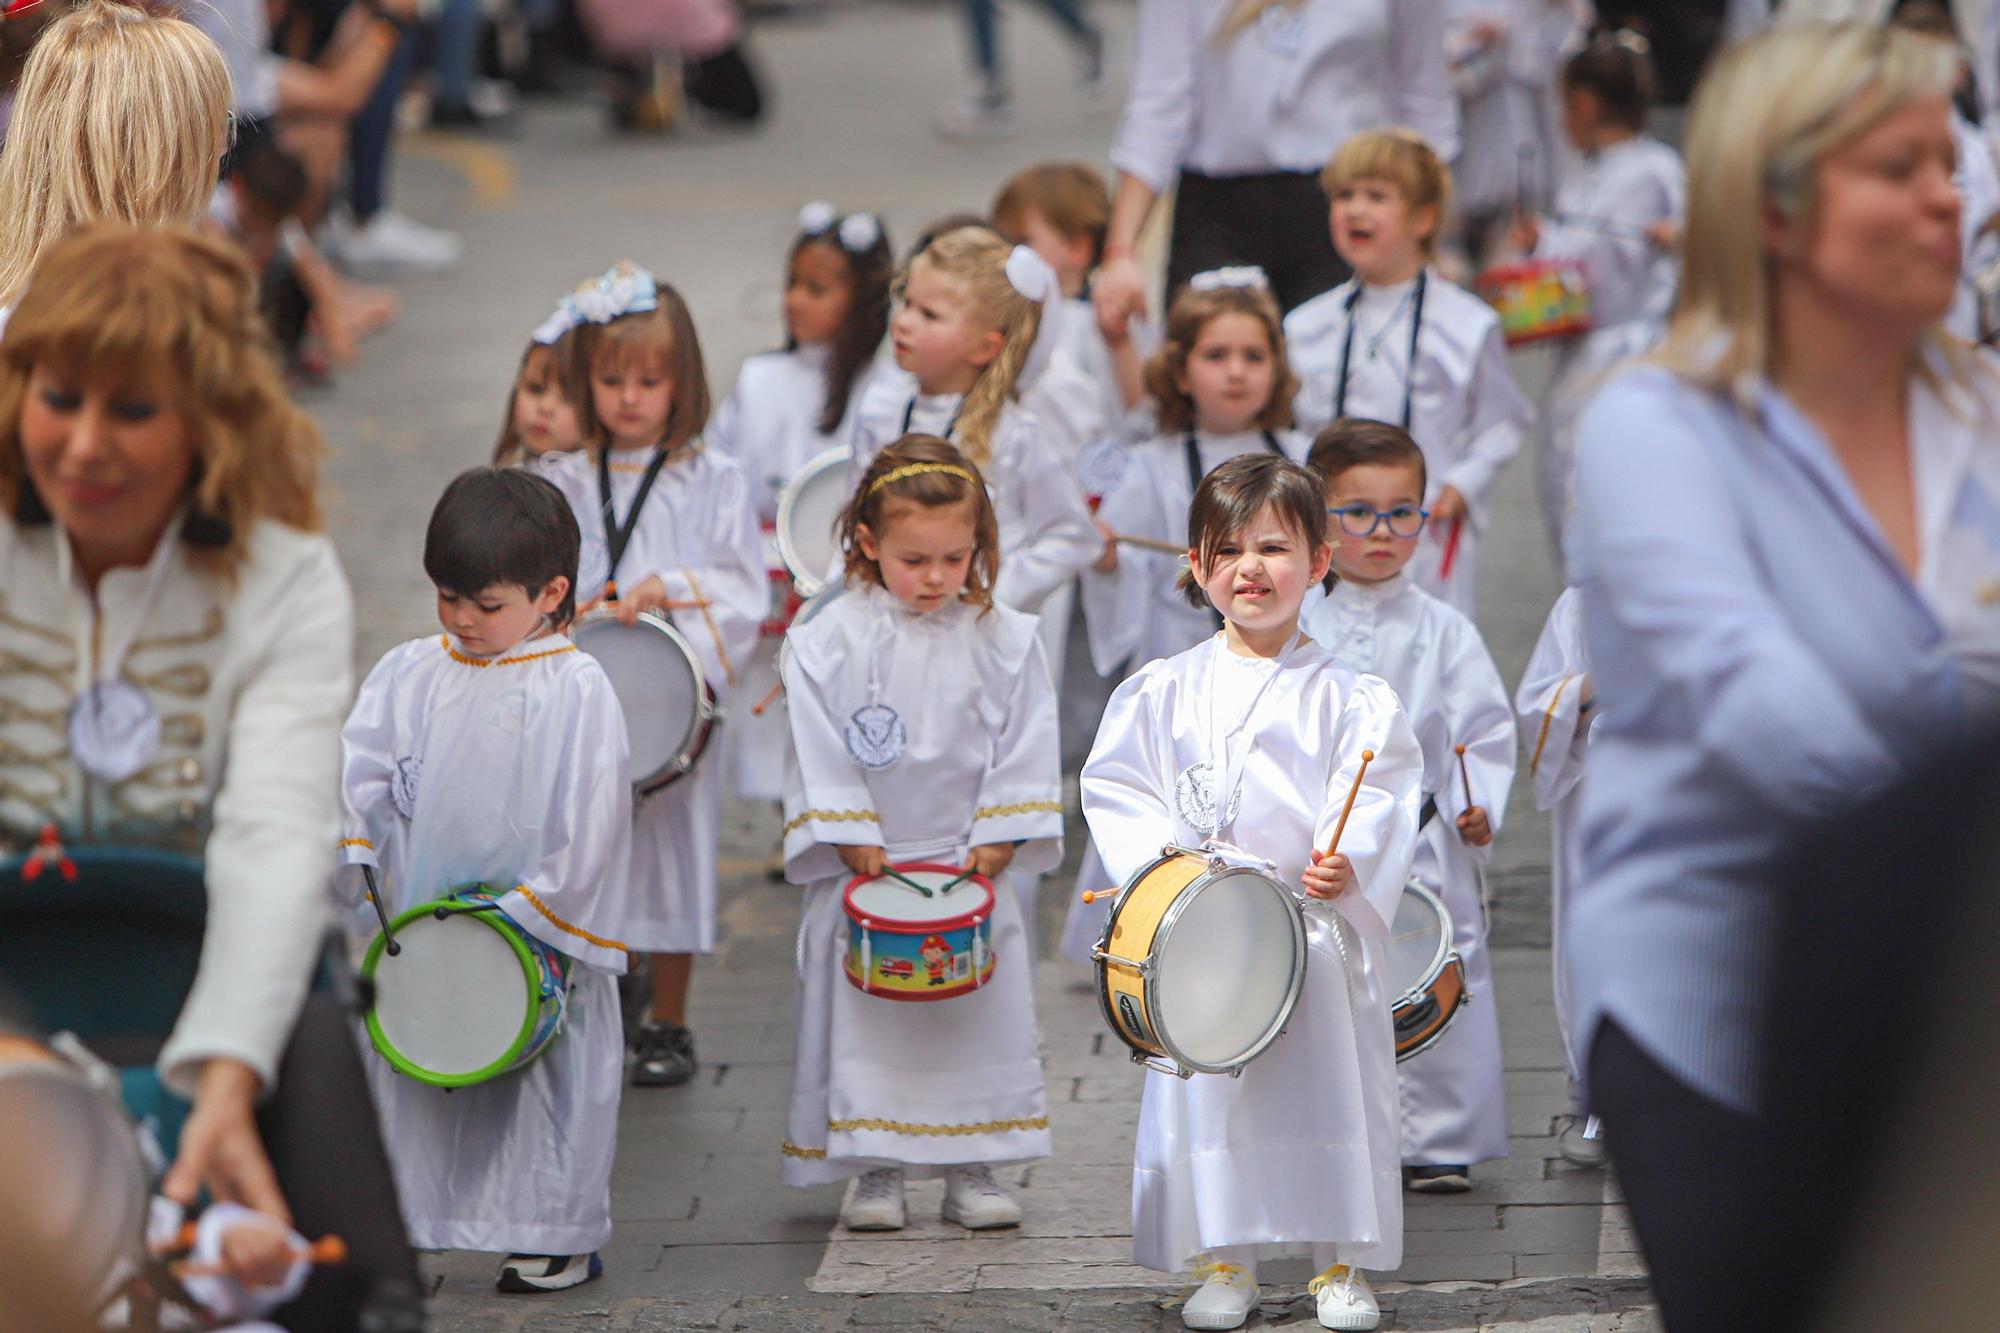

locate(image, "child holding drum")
[[337, 467, 637, 1293], [1301, 420, 1518, 1195], [1082, 454, 1422, 1332], [710, 202, 893, 807], [492, 301, 587, 467], [1285, 130, 1532, 617], [1060, 266, 1307, 962], [538, 260, 767, 1088], [1507, 30, 1684, 562], [779, 435, 1064, 1233]]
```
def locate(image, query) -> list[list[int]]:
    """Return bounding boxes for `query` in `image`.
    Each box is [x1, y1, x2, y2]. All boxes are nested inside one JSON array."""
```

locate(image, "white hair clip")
[[1004, 245, 1059, 304], [1188, 266, 1270, 293], [569, 260, 659, 325], [531, 299, 578, 346], [798, 200, 838, 235], [838, 212, 882, 253]]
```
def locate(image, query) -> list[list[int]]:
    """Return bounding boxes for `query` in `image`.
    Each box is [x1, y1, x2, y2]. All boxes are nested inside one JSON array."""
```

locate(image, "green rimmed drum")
[[361, 890, 570, 1087]]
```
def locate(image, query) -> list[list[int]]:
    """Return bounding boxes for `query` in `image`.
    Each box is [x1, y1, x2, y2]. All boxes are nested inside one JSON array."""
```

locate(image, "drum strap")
[[900, 394, 967, 441], [596, 445, 673, 599], [1334, 269, 1427, 431], [1184, 432, 1287, 629]]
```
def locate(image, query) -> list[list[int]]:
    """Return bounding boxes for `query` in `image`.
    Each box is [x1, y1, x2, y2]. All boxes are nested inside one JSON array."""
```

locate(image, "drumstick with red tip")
[[1114, 532, 1188, 556], [750, 679, 786, 716], [1438, 517, 1464, 581], [1321, 749, 1375, 860], [1080, 886, 1119, 904], [1455, 743, 1473, 810], [171, 1234, 349, 1281]]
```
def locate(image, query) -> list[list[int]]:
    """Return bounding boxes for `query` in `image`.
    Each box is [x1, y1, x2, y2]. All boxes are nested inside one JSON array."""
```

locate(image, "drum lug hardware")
[[1131, 1051, 1193, 1080], [1092, 947, 1150, 975]]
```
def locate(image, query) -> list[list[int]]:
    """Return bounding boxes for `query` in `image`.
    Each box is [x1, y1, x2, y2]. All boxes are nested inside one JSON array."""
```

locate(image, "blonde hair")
[[900, 227, 1042, 467], [1319, 129, 1452, 259], [991, 161, 1112, 266], [1213, 0, 1298, 46], [0, 225, 325, 576], [573, 282, 712, 454], [1145, 284, 1296, 433], [1658, 22, 1963, 398], [0, 0, 233, 307]]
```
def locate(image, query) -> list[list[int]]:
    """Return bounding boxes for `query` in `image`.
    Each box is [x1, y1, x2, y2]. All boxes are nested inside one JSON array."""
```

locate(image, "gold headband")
[[866, 462, 977, 498]]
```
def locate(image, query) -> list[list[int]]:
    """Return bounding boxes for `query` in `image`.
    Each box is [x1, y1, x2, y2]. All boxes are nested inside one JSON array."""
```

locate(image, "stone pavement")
[[298, 1, 1653, 1326]]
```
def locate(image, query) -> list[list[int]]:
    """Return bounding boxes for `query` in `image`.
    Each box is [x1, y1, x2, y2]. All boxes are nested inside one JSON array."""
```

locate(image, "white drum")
[[574, 609, 718, 795], [1384, 880, 1467, 1062], [775, 446, 852, 598], [1094, 847, 1309, 1077]]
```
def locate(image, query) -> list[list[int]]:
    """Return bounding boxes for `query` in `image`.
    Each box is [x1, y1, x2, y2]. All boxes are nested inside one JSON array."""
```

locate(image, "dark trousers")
[[1589, 1020, 1780, 1332], [1167, 169, 1350, 315]]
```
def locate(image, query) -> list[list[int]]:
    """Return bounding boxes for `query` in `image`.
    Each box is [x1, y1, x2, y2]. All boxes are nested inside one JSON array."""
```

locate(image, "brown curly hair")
[[0, 223, 324, 578], [1144, 283, 1297, 434], [838, 434, 999, 612]]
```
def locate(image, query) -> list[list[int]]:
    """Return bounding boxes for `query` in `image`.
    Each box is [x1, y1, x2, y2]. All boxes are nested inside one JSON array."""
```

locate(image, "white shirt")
[[1112, 0, 1460, 194], [1514, 586, 1590, 812], [848, 375, 1100, 613], [1534, 137, 1686, 331], [1286, 270, 1532, 517], [336, 632, 636, 972], [0, 517, 354, 1095], [1019, 298, 1130, 465], [710, 345, 880, 523]]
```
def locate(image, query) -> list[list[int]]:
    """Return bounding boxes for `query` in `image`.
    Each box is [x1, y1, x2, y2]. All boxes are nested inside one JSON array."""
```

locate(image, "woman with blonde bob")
[[1563, 22, 2000, 1328], [0, 0, 232, 311], [0, 224, 419, 1327]]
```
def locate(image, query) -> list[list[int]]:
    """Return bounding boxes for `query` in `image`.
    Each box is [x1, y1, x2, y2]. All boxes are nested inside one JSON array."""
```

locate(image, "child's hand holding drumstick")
[[1304, 749, 1373, 901]]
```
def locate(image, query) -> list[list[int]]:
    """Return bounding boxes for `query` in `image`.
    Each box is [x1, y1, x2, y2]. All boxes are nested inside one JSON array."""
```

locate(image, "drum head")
[[368, 909, 535, 1080], [1152, 867, 1302, 1070], [1386, 881, 1451, 1000], [574, 612, 704, 789], [777, 447, 852, 597], [845, 865, 993, 927]]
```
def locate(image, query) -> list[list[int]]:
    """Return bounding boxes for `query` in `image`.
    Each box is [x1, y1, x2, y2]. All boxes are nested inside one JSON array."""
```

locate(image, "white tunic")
[[0, 517, 353, 1098], [1061, 426, 1308, 963], [335, 632, 635, 1254], [1302, 574, 1515, 1166], [1112, 0, 1459, 194], [1530, 136, 1686, 558], [1286, 271, 1532, 615], [539, 443, 765, 952], [710, 346, 882, 804], [1021, 298, 1130, 467], [1443, 0, 1584, 214], [1082, 636, 1421, 1273], [779, 585, 1064, 1182], [849, 375, 1101, 616], [1514, 587, 1590, 1089]]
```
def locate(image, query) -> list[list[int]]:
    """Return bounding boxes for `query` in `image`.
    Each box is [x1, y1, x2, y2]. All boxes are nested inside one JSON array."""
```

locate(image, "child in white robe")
[[1508, 32, 1685, 561], [537, 262, 766, 1089], [1287, 130, 1532, 617], [710, 203, 893, 805], [492, 307, 586, 468], [1061, 268, 1308, 962], [1302, 420, 1517, 1193], [337, 467, 636, 1292], [780, 436, 1064, 1232], [1514, 587, 1603, 1167], [1083, 454, 1422, 1333], [847, 228, 1098, 926]]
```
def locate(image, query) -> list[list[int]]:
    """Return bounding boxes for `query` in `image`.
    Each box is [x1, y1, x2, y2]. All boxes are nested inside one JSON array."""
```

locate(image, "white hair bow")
[[797, 200, 838, 235], [1188, 266, 1270, 293], [532, 299, 579, 346], [569, 260, 659, 325], [838, 212, 882, 252], [1004, 245, 1060, 304]]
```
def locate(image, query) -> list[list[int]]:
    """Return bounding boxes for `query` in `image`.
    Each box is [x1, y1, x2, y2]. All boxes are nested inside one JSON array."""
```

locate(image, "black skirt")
[[1166, 168, 1351, 315]]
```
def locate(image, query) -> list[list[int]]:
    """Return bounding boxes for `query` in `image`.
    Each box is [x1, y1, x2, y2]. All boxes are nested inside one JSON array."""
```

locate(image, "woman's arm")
[[1387, 0, 1460, 162]]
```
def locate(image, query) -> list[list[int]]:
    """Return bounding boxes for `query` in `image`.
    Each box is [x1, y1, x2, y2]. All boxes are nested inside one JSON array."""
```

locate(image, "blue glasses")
[[1327, 503, 1428, 539]]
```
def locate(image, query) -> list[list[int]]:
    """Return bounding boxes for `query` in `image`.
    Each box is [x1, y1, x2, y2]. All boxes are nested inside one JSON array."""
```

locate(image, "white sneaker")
[[933, 85, 1018, 141], [843, 1166, 906, 1230], [338, 208, 464, 274], [1311, 1264, 1380, 1331], [1181, 1263, 1258, 1330], [496, 1251, 601, 1293], [941, 1163, 1023, 1229], [1557, 1114, 1609, 1168]]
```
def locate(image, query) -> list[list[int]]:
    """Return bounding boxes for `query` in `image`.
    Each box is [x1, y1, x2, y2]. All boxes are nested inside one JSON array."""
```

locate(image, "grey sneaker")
[[631, 1021, 697, 1087], [934, 84, 1018, 141]]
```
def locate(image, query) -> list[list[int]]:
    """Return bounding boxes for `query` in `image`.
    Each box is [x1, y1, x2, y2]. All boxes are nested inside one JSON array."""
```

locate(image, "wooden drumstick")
[[1080, 886, 1119, 904], [173, 1235, 349, 1281], [1320, 749, 1375, 860], [750, 679, 786, 716], [1455, 742, 1473, 811], [1114, 532, 1188, 555]]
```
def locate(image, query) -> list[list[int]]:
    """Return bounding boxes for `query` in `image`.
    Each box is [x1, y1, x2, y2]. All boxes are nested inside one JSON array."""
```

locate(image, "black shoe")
[[632, 1021, 697, 1087], [1404, 1164, 1472, 1193], [496, 1251, 602, 1293]]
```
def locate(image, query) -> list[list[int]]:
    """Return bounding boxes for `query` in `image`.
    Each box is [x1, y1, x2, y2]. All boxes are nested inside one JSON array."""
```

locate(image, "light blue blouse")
[[1567, 365, 1976, 1113]]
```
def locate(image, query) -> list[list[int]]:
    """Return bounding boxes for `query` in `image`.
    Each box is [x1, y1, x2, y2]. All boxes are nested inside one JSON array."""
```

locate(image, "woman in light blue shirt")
[[1566, 21, 2000, 1328]]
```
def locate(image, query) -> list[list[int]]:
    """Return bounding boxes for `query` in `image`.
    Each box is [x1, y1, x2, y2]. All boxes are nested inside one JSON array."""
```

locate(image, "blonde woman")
[[0, 0, 231, 313], [1564, 22, 2000, 1327], [0, 224, 417, 1326], [1093, 0, 1458, 320]]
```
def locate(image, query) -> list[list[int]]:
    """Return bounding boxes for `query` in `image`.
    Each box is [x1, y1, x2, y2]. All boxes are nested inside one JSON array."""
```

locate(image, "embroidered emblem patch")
[[843, 703, 907, 770], [392, 756, 421, 820], [1173, 762, 1240, 834], [67, 679, 160, 784]]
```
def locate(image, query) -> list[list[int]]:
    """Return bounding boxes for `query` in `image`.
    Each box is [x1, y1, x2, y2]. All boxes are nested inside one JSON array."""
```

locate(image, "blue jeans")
[[348, 26, 417, 220], [962, 0, 1092, 81]]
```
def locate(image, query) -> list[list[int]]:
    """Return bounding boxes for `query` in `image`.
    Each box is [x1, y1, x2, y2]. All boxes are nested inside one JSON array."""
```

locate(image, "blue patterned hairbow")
[[566, 260, 659, 326]]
